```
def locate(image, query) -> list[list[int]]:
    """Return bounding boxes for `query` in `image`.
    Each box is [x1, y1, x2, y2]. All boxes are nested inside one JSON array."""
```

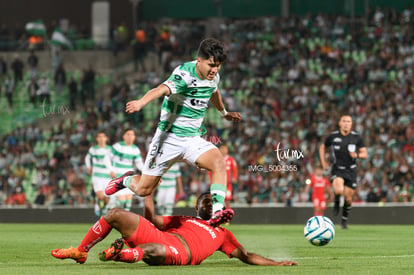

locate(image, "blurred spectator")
[[132, 29, 148, 72], [54, 63, 67, 94], [10, 55, 24, 83], [27, 76, 39, 106], [0, 56, 7, 79], [4, 74, 15, 109], [27, 50, 39, 78], [68, 76, 78, 110], [37, 75, 51, 105]]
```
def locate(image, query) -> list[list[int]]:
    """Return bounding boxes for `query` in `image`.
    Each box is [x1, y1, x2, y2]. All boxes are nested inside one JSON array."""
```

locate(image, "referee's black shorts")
[[331, 166, 357, 189]]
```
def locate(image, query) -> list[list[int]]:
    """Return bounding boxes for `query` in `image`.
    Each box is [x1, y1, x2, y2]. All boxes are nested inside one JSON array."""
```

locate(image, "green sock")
[[210, 183, 226, 214], [123, 176, 132, 188], [124, 199, 132, 211]]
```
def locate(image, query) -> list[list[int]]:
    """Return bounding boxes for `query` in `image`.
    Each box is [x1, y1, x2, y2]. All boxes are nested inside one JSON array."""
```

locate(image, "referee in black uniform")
[[319, 115, 368, 229]]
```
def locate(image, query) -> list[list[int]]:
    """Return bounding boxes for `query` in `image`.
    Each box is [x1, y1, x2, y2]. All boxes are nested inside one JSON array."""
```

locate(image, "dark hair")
[[96, 131, 107, 136], [123, 128, 135, 135], [196, 192, 211, 206], [197, 38, 227, 63]]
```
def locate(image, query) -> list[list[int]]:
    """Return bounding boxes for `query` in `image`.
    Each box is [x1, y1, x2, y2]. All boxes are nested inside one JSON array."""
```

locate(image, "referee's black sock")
[[334, 195, 340, 207], [342, 202, 352, 222]]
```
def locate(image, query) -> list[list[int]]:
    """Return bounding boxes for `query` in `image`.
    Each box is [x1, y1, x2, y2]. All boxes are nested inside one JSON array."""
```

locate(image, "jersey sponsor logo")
[[169, 246, 179, 255], [186, 219, 217, 239], [92, 221, 102, 234], [148, 158, 157, 169], [167, 81, 176, 88], [333, 137, 342, 142], [334, 145, 340, 150], [347, 144, 356, 152], [133, 249, 140, 261], [190, 98, 208, 107], [174, 74, 182, 81]]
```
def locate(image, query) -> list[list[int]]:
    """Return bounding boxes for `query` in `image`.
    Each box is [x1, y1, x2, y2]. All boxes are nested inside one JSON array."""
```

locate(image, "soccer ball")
[[304, 216, 335, 246]]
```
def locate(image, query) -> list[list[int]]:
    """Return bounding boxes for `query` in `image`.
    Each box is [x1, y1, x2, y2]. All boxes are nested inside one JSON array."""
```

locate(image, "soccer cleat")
[[208, 208, 235, 227], [333, 202, 340, 217], [341, 220, 348, 229], [99, 238, 124, 261], [51, 246, 88, 264], [105, 171, 134, 196]]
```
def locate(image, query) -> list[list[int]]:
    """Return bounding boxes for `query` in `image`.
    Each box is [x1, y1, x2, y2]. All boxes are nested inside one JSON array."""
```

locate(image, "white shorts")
[[142, 129, 217, 176], [92, 177, 111, 193], [156, 187, 176, 206]]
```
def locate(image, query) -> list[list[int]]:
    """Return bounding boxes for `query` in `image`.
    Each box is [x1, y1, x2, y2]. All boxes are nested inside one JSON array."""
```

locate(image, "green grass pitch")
[[1, 223, 413, 275]]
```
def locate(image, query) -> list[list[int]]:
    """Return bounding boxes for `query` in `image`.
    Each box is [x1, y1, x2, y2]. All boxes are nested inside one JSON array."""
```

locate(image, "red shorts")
[[125, 217, 189, 265], [313, 198, 327, 210]]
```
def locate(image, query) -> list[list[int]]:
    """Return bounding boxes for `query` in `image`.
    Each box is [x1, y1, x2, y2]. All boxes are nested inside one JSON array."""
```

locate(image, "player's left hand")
[[349, 151, 358, 158], [126, 100, 145, 114], [224, 112, 241, 122]]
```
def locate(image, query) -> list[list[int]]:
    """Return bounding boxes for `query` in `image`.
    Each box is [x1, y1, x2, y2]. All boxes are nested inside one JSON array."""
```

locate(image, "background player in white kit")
[[85, 131, 112, 216], [106, 129, 144, 211], [156, 163, 184, 216]]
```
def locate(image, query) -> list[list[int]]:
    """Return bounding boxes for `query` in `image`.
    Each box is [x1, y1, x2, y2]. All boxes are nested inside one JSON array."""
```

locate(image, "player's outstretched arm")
[[126, 84, 170, 114], [231, 246, 297, 266], [210, 90, 241, 122], [144, 192, 165, 230]]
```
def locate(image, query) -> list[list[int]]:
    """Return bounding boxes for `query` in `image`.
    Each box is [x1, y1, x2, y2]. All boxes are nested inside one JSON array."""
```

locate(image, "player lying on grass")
[[51, 192, 297, 266]]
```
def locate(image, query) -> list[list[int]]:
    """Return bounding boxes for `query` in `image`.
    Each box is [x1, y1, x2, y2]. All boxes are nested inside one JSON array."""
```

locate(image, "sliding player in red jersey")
[[51, 192, 297, 267]]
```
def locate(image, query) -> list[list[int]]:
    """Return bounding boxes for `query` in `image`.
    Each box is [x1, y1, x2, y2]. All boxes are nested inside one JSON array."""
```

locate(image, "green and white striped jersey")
[[160, 61, 220, 137], [159, 163, 181, 189], [85, 145, 112, 180], [109, 141, 144, 176]]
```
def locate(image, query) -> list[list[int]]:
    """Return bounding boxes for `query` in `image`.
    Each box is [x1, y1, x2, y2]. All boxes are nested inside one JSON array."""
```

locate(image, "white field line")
[[283, 254, 414, 260]]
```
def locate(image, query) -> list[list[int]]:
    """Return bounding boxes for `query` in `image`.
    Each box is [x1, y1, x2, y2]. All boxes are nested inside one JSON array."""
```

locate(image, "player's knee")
[[142, 245, 165, 265], [344, 197, 353, 205], [104, 208, 123, 225], [135, 186, 152, 197], [334, 187, 344, 195], [211, 157, 226, 173]]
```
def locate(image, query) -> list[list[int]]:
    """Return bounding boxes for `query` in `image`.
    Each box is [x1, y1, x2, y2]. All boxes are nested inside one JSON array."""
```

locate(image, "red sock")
[[78, 217, 112, 252], [117, 247, 144, 263], [314, 211, 323, 216]]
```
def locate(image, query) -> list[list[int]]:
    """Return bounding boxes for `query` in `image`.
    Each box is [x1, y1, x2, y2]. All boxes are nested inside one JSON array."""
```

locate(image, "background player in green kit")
[[156, 163, 184, 216], [105, 38, 241, 226], [106, 129, 144, 211], [85, 131, 112, 216]]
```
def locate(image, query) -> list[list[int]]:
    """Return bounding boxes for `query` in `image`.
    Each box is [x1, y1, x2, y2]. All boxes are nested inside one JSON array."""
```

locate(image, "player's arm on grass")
[[230, 246, 297, 266], [126, 84, 171, 114], [210, 89, 241, 122], [144, 191, 165, 230]]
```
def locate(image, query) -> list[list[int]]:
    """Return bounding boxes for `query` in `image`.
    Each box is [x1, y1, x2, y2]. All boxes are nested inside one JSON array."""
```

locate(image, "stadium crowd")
[[1, 10, 414, 208]]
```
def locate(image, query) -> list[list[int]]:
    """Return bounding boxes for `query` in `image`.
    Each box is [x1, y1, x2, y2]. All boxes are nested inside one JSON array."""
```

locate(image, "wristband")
[[220, 109, 228, 117]]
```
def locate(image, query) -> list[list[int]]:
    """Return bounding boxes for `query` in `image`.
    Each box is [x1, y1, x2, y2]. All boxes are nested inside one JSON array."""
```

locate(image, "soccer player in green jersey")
[[105, 38, 241, 226], [85, 132, 112, 216]]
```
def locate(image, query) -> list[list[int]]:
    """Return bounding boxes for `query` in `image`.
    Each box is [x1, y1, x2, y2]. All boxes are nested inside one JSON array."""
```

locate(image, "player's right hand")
[[126, 100, 144, 114], [110, 171, 117, 179]]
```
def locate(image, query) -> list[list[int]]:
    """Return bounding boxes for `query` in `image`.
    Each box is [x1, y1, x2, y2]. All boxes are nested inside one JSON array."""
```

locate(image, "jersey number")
[[150, 145, 164, 157]]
